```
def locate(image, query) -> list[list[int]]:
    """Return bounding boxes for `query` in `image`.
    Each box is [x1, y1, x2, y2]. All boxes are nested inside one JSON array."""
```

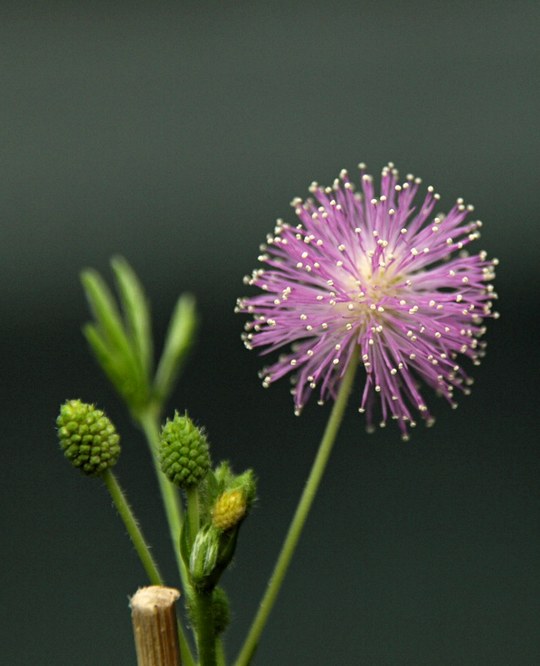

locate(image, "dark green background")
[[2, 2, 539, 664]]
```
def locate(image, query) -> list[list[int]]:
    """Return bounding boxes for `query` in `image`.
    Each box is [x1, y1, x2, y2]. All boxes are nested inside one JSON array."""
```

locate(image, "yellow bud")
[[212, 490, 247, 531]]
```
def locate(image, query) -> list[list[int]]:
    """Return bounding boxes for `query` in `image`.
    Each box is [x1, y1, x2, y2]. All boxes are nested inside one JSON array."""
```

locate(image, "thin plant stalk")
[[102, 469, 163, 586], [195, 590, 217, 666], [234, 353, 359, 666], [186, 486, 200, 544], [216, 639, 226, 666]]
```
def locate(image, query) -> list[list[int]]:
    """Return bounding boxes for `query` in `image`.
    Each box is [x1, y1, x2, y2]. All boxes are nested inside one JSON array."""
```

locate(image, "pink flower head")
[[237, 163, 498, 438]]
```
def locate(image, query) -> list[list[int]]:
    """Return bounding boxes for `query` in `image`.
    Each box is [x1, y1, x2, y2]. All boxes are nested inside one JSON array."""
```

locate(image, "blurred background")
[[2, 1, 539, 664]]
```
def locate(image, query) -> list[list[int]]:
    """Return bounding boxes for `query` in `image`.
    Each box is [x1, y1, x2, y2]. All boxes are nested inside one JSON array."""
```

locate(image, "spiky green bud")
[[57, 399, 121, 476], [159, 412, 211, 489]]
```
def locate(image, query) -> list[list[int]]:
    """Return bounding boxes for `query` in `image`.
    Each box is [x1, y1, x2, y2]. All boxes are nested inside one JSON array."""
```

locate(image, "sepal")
[[188, 524, 240, 592], [189, 525, 221, 590]]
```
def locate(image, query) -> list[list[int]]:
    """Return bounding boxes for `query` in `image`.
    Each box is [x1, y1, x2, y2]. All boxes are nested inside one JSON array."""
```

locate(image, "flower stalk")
[[103, 469, 163, 586], [195, 590, 218, 666], [235, 351, 359, 666]]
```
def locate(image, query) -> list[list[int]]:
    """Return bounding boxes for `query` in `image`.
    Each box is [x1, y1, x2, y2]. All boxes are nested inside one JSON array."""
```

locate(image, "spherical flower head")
[[57, 399, 121, 476], [159, 412, 211, 488], [237, 163, 498, 438]]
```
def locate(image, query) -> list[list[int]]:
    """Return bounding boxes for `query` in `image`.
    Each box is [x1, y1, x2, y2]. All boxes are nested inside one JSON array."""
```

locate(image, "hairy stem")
[[195, 589, 217, 666], [102, 469, 163, 586]]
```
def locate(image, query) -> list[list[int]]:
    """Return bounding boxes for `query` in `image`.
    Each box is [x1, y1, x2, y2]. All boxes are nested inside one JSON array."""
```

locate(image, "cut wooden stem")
[[131, 586, 182, 666]]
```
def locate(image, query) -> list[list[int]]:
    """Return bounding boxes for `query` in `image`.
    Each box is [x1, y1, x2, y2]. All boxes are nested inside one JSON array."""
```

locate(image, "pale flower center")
[[337, 260, 406, 330]]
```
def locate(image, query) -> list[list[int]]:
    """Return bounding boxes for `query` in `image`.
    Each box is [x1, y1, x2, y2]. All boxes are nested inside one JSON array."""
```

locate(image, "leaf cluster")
[[81, 257, 196, 420]]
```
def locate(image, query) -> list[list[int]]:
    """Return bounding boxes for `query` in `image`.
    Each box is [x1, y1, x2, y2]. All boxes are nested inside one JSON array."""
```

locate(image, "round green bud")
[[159, 412, 211, 489], [57, 399, 121, 476]]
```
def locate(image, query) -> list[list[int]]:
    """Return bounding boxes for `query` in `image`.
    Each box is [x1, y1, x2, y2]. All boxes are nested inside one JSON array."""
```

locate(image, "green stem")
[[138, 408, 196, 666], [195, 590, 217, 666], [216, 639, 226, 666], [186, 486, 200, 544], [177, 620, 196, 666], [103, 468, 194, 666], [102, 469, 163, 586], [234, 354, 359, 666]]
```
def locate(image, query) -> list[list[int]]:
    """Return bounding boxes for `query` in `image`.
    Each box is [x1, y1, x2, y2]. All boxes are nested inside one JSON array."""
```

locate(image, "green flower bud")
[[212, 587, 231, 636], [159, 412, 211, 489], [211, 467, 257, 530], [189, 525, 220, 587], [212, 489, 247, 531], [214, 463, 256, 505], [57, 399, 121, 476], [187, 520, 240, 591]]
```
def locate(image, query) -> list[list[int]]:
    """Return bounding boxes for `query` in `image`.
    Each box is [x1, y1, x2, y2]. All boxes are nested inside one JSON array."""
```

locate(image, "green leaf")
[[82, 323, 137, 404], [111, 256, 153, 383], [81, 269, 134, 361], [180, 518, 193, 571], [81, 267, 149, 414], [153, 293, 197, 403]]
